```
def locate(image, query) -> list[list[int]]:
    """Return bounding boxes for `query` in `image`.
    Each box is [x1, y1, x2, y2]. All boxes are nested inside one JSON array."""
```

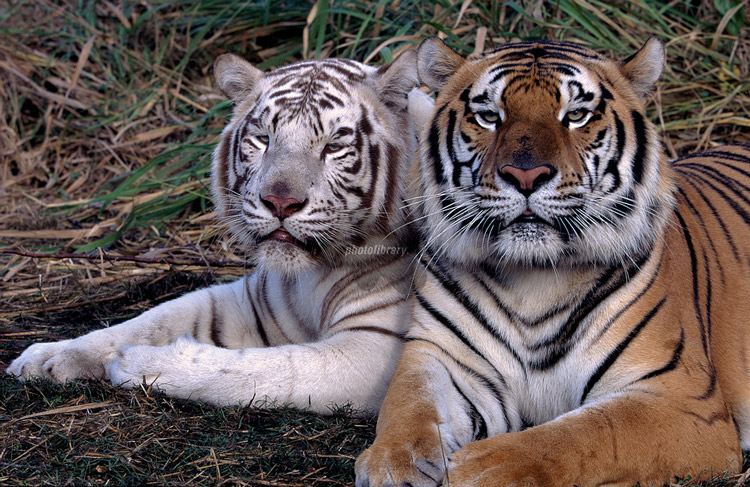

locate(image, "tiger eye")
[[324, 142, 345, 154], [475, 111, 501, 129], [565, 109, 588, 123], [478, 111, 500, 124]]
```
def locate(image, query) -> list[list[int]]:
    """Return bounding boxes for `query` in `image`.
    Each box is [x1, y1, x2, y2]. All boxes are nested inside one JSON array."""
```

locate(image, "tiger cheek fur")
[[356, 37, 750, 487]]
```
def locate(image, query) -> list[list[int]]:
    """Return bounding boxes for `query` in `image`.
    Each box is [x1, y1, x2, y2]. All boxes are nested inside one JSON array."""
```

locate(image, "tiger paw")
[[355, 425, 458, 487], [6, 340, 107, 383], [107, 335, 202, 388], [445, 437, 553, 487], [106, 335, 241, 404]]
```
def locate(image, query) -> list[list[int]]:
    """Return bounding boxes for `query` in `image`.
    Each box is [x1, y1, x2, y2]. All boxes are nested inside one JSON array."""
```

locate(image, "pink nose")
[[500, 165, 553, 195], [261, 195, 305, 219]]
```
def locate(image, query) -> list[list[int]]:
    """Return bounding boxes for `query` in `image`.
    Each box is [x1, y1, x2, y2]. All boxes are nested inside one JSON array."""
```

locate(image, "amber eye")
[[476, 111, 501, 128], [565, 109, 590, 125]]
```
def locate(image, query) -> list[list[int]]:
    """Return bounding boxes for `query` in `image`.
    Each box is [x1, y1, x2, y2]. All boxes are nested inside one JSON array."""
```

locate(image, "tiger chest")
[[245, 269, 333, 344], [417, 265, 618, 434], [484, 311, 602, 431]]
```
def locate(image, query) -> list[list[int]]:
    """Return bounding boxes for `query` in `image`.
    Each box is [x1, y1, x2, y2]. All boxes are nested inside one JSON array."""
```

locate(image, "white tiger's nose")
[[261, 190, 306, 220]]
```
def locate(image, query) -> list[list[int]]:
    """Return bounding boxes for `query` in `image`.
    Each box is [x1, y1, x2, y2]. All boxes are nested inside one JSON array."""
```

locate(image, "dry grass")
[[1, 0, 749, 485]]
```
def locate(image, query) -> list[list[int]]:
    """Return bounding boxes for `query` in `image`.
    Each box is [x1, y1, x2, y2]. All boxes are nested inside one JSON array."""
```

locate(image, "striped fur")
[[356, 37, 750, 486], [7, 52, 421, 414]]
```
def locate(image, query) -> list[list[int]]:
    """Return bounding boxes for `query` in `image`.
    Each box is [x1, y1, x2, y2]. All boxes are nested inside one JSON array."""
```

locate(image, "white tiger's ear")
[[619, 37, 664, 99], [417, 36, 466, 92], [374, 48, 419, 110], [408, 88, 435, 131], [214, 53, 263, 102]]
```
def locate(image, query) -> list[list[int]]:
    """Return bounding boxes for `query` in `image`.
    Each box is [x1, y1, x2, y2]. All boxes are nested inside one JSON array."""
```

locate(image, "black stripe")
[[282, 278, 313, 341], [675, 181, 736, 268], [581, 298, 666, 403], [253, 275, 275, 347], [485, 40, 601, 60], [331, 298, 407, 331], [209, 292, 224, 347], [603, 112, 625, 191], [674, 208, 708, 356], [675, 163, 750, 225], [449, 375, 488, 440], [473, 270, 571, 328], [415, 291, 484, 359], [446, 109, 462, 187], [252, 301, 269, 347], [429, 105, 449, 184], [530, 252, 652, 370], [341, 326, 406, 340], [631, 110, 647, 184], [610, 188, 636, 219], [637, 328, 684, 382], [672, 145, 750, 167], [404, 336, 511, 429], [420, 254, 523, 366]]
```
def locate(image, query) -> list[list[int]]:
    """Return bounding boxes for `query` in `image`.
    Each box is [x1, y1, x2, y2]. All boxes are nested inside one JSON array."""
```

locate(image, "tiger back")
[[356, 37, 750, 486], [8, 51, 422, 415]]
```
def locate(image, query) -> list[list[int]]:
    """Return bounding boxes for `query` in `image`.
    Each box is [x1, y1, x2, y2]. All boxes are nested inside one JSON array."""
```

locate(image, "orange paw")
[[355, 424, 461, 487], [446, 437, 554, 487]]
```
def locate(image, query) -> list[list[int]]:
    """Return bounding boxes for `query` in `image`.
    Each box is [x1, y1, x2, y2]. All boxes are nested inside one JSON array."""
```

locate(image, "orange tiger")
[[356, 37, 750, 486]]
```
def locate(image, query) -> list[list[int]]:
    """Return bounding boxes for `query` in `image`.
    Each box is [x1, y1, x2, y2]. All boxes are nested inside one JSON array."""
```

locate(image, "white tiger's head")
[[414, 37, 676, 269], [212, 52, 419, 274]]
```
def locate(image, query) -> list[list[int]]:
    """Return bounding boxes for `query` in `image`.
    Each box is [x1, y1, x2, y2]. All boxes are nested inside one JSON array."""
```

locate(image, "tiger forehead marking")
[[420, 39, 671, 268], [248, 59, 368, 130]]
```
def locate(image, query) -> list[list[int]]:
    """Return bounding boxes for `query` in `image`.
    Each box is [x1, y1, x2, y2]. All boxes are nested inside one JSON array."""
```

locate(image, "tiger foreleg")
[[445, 393, 741, 487], [107, 328, 404, 413], [6, 278, 256, 383], [355, 351, 474, 487]]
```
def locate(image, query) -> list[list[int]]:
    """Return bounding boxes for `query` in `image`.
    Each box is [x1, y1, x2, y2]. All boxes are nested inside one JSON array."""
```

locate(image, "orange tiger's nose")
[[500, 165, 554, 196], [262, 195, 305, 219]]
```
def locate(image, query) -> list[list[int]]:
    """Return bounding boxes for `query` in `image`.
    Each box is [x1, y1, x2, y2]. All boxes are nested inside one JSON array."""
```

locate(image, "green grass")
[[1, 0, 749, 485]]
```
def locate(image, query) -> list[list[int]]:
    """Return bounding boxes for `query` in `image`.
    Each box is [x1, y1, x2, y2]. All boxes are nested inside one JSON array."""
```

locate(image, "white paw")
[[6, 340, 109, 383], [107, 335, 213, 397]]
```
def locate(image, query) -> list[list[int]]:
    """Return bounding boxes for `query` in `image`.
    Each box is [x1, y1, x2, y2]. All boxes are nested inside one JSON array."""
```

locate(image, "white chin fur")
[[424, 216, 565, 269], [254, 241, 318, 275]]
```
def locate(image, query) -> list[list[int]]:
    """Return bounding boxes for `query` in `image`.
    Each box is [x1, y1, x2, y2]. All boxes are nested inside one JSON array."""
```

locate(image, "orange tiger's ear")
[[214, 53, 263, 102], [619, 37, 664, 99], [374, 48, 419, 110], [417, 37, 466, 92]]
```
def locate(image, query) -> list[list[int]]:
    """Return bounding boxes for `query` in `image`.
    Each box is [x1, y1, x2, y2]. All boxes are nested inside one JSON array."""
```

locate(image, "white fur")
[[7, 55, 420, 415]]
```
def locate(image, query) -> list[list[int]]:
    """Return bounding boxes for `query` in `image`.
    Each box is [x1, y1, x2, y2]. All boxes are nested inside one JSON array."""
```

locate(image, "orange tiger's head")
[[212, 52, 418, 274], [415, 38, 676, 269]]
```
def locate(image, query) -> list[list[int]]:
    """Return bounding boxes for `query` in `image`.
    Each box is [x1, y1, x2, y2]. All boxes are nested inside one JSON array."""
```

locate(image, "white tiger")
[[7, 50, 424, 414]]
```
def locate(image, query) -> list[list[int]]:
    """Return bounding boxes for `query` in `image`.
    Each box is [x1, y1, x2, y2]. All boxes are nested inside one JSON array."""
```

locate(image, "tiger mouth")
[[462, 211, 551, 236], [510, 211, 548, 226], [259, 228, 321, 254]]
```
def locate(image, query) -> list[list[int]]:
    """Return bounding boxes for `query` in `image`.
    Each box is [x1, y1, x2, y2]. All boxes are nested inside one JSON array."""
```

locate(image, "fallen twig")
[[1, 249, 248, 268]]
